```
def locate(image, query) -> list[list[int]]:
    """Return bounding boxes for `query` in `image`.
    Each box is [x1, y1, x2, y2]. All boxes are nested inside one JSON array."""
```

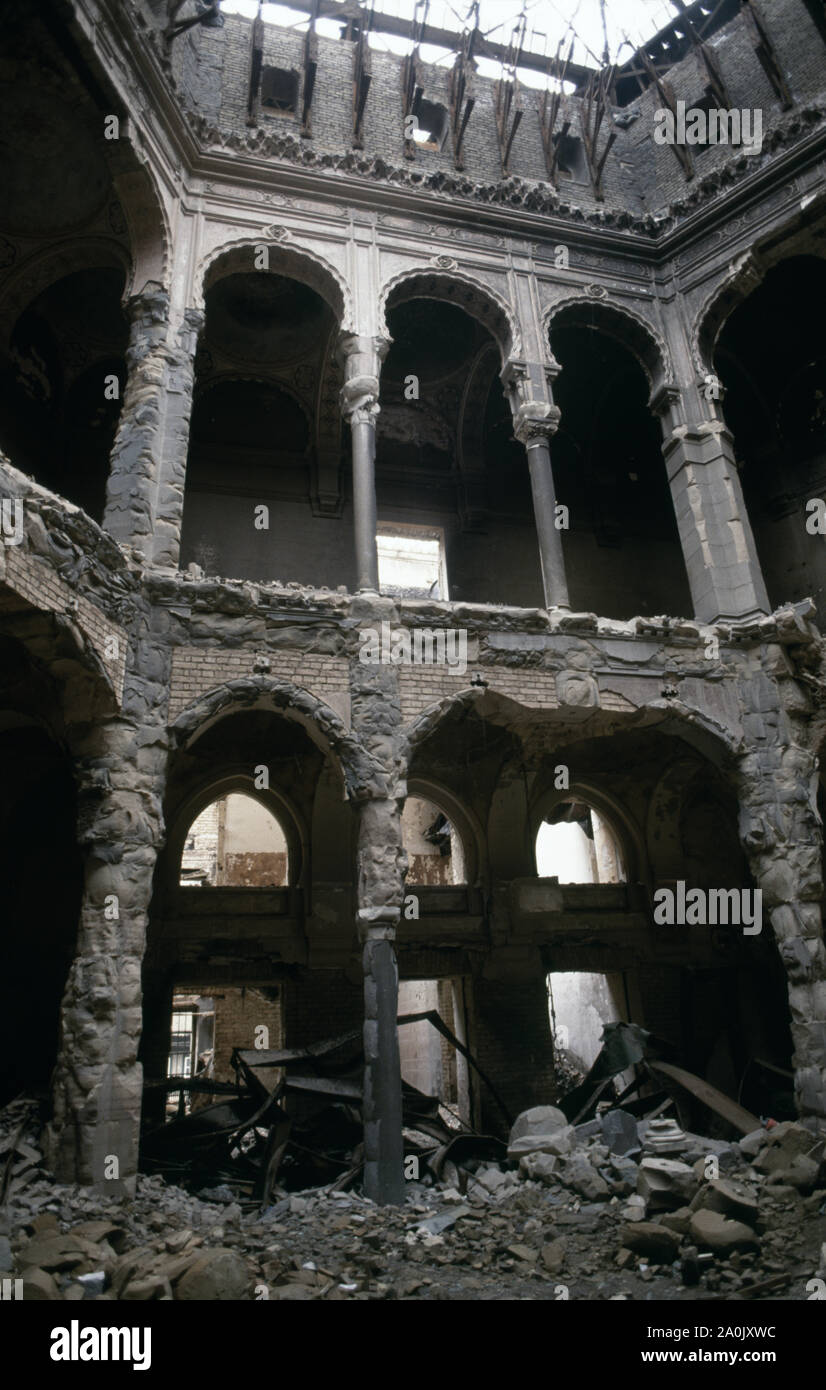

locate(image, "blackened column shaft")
[[516, 407, 570, 611], [525, 430, 569, 611], [339, 334, 390, 593]]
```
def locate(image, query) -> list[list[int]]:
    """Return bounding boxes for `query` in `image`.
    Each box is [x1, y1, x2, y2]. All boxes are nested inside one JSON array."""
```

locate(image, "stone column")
[[46, 620, 171, 1195], [502, 360, 570, 611], [151, 307, 204, 572], [338, 334, 389, 594], [736, 643, 826, 1132], [350, 591, 406, 1203], [654, 385, 769, 623], [103, 284, 170, 553], [358, 800, 406, 1206], [102, 285, 202, 571]]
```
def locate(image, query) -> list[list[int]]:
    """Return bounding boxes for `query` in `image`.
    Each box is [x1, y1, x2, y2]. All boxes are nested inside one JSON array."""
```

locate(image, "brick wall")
[[211, 984, 282, 1083], [2, 547, 127, 702], [281, 969, 363, 1049], [473, 974, 556, 1136], [178, 1, 826, 223], [168, 645, 349, 719], [399, 663, 558, 723]]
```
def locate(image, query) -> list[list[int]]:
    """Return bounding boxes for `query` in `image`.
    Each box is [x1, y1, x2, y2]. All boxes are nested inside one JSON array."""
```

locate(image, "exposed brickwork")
[[168, 646, 349, 720], [2, 547, 127, 702]]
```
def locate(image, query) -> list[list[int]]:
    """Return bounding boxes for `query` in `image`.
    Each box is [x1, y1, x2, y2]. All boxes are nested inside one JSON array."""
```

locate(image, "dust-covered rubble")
[[3, 1098, 824, 1301]]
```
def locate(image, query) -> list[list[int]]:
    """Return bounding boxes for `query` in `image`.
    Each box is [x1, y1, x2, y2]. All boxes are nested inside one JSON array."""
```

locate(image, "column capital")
[[125, 281, 170, 327], [340, 374, 380, 425], [337, 333, 390, 425], [337, 331, 392, 372], [513, 401, 562, 446]]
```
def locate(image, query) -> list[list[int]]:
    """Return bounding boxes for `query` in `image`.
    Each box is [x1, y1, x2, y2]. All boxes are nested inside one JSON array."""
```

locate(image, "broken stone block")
[[765, 1155, 821, 1192], [18, 1235, 87, 1272], [518, 1152, 559, 1184], [690, 1178, 760, 1227], [660, 1207, 692, 1236], [556, 1153, 610, 1200], [541, 1238, 566, 1272], [753, 1122, 824, 1177], [22, 1266, 61, 1300], [507, 1127, 575, 1160], [620, 1222, 680, 1262], [688, 1209, 760, 1255], [739, 1128, 769, 1159], [621, 1194, 647, 1222], [600, 1109, 640, 1156], [508, 1106, 569, 1147], [475, 1166, 508, 1194], [506, 1244, 537, 1264], [122, 1274, 173, 1300], [637, 1157, 698, 1211], [608, 1154, 639, 1190], [174, 1249, 250, 1300]]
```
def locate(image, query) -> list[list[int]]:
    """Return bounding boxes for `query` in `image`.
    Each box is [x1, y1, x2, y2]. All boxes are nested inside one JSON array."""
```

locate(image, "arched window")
[[402, 794, 467, 886], [535, 798, 625, 885], [536, 798, 631, 1079], [179, 791, 289, 887]]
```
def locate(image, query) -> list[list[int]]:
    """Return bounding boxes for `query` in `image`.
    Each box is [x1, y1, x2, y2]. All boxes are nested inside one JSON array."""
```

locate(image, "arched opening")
[[402, 793, 467, 886], [0, 268, 127, 519], [713, 255, 826, 611], [535, 795, 632, 1081], [140, 702, 366, 1151], [379, 290, 542, 606], [0, 702, 82, 1105], [179, 790, 290, 887], [549, 306, 692, 618], [180, 266, 349, 585], [535, 798, 626, 886]]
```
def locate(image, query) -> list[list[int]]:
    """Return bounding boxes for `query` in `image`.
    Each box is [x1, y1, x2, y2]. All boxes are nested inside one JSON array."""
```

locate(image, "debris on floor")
[[141, 1017, 506, 1203], [3, 1091, 825, 1301]]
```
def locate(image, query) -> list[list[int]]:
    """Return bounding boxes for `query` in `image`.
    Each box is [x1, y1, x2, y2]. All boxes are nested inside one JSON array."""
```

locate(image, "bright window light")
[[377, 526, 446, 599], [219, 2, 683, 92]]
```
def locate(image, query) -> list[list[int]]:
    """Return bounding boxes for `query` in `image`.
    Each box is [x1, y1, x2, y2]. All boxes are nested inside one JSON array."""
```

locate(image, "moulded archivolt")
[[543, 292, 675, 400], [0, 237, 133, 338], [195, 233, 355, 332], [378, 264, 521, 364], [169, 675, 385, 803]]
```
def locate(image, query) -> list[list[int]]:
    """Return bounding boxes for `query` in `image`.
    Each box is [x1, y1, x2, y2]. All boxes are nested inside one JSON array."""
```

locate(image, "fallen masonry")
[[3, 1093, 825, 1301]]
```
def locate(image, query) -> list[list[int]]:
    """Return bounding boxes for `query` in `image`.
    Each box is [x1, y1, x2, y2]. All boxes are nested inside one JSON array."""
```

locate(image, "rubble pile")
[[3, 1096, 825, 1301]]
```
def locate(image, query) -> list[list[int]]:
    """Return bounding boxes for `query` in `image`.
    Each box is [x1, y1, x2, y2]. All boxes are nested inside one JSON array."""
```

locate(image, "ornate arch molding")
[[163, 770, 307, 892], [406, 686, 489, 750], [693, 244, 826, 376], [379, 268, 520, 363], [0, 239, 132, 345], [693, 251, 767, 376], [169, 676, 386, 802], [544, 294, 674, 401], [197, 237, 354, 330], [104, 148, 171, 298]]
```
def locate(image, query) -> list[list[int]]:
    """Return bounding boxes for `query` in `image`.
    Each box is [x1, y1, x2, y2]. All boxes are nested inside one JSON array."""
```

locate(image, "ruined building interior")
[[2, 0, 826, 1310]]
